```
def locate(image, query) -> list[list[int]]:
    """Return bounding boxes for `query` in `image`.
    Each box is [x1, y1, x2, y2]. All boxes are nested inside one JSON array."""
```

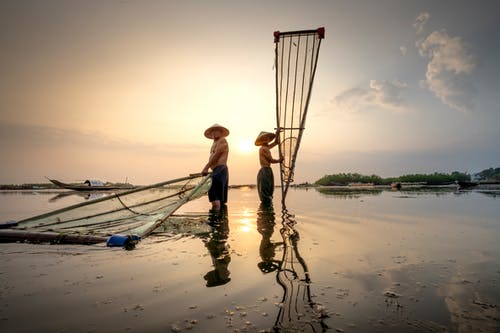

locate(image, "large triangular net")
[[274, 27, 324, 201], [2, 174, 211, 243]]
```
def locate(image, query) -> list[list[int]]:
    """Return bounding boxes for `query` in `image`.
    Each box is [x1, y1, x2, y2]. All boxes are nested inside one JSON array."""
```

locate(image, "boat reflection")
[[273, 204, 329, 332], [203, 206, 231, 287], [49, 191, 112, 202]]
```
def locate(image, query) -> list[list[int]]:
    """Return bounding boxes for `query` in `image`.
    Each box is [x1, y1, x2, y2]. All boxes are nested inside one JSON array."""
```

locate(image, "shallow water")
[[0, 187, 499, 332]]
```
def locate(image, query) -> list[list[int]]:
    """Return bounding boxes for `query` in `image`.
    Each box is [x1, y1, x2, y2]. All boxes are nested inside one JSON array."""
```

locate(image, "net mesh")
[[279, 137, 297, 182], [275, 28, 323, 200], [14, 174, 211, 237]]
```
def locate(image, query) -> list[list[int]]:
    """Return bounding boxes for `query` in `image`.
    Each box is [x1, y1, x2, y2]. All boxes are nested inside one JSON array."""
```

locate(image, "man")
[[255, 130, 282, 204], [202, 124, 229, 210]]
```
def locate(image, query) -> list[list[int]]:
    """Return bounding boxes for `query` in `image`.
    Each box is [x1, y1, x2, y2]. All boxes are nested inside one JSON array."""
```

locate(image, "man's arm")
[[269, 129, 281, 148], [263, 147, 282, 164]]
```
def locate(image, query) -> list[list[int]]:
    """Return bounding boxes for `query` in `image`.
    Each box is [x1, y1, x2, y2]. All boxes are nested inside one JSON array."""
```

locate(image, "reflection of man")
[[256, 203, 282, 273], [201, 124, 229, 210], [204, 206, 231, 287]]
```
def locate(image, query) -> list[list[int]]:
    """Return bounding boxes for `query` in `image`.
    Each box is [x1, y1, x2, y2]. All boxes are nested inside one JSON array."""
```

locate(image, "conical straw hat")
[[204, 124, 230, 139], [254, 131, 275, 146]]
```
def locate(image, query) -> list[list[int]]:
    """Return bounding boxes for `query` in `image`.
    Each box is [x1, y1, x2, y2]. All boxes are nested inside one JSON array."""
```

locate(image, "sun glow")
[[237, 138, 254, 154]]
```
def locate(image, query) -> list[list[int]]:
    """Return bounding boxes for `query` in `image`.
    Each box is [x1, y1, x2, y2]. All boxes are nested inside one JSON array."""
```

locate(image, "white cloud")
[[400, 46, 408, 56], [417, 29, 476, 112], [333, 79, 408, 112], [414, 12, 430, 34]]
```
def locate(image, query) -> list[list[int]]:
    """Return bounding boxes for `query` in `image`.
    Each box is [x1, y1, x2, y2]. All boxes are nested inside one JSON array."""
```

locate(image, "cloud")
[[414, 12, 430, 34], [0, 123, 207, 184], [333, 80, 408, 112], [400, 46, 407, 56], [0, 123, 204, 153], [417, 29, 476, 112]]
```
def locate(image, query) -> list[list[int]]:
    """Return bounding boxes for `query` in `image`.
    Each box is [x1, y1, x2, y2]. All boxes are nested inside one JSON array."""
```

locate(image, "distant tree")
[[396, 172, 469, 184], [315, 173, 386, 185], [475, 167, 500, 181]]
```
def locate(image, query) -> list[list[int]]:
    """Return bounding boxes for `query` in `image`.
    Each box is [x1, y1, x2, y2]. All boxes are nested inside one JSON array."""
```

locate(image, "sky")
[[1, 0, 499, 185]]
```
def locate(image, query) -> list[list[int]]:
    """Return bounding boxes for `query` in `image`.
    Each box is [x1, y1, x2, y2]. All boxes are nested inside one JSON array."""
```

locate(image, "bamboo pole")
[[0, 229, 107, 245]]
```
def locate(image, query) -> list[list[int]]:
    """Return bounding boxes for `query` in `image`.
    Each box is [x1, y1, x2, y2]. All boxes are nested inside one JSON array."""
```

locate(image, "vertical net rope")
[[274, 28, 324, 202]]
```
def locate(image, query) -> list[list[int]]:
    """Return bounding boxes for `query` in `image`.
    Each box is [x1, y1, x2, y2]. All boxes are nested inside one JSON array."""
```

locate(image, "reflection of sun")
[[239, 218, 253, 233], [238, 139, 254, 154]]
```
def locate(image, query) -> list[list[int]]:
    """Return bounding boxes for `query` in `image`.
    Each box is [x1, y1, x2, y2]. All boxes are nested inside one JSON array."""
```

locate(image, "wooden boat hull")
[[458, 181, 479, 189], [48, 179, 134, 191]]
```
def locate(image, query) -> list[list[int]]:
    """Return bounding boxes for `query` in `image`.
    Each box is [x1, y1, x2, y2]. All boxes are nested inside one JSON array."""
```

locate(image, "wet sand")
[[1, 188, 499, 332], [0, 239, 282, 332]]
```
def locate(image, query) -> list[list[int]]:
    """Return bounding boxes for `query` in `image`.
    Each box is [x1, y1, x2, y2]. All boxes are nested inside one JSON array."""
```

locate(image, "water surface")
[[0, 187, 499, 332]]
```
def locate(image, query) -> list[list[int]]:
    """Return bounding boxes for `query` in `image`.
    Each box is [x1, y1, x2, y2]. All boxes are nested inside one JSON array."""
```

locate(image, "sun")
[[238, 138, 254, 154]]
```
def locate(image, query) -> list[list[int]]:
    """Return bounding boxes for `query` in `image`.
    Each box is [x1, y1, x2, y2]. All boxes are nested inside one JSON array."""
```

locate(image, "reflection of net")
[[275, 28, 324, 201], [274, 207, 328, 332], [14, 174, 211, 238], [280, 137, 297, 182]]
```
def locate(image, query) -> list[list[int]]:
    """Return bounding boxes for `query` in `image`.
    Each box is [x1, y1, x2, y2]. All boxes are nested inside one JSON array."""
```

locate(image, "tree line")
[[315, 171, 477, 186]]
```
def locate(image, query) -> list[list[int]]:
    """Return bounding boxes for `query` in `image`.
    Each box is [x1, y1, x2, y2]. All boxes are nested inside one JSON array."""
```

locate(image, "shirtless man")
[[255, 130, 282, 204], [202, 124, 229, 210]]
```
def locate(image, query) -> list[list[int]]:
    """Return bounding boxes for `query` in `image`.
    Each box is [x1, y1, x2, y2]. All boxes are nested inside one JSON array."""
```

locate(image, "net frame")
[[8, 174, 211, 239], [274, 27, 324, 202]]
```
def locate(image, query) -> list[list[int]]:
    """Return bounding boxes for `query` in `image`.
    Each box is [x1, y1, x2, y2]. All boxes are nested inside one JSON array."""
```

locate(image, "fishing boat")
[[391, 182, 402, 190], [457, 181, 479, 189], [0, 174, 211, 247], [391, 182, 426, 190], [47, 178, 135, 191]]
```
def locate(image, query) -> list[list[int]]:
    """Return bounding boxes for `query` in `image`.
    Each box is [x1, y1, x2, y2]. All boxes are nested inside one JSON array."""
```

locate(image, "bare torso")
[[208, 137, 229, 169], [259, 145, 273, 167]]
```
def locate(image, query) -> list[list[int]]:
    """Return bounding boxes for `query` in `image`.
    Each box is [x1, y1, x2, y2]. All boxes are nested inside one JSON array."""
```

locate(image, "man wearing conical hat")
[[202, 124, 230, 210], [255, 130, 282, 205]]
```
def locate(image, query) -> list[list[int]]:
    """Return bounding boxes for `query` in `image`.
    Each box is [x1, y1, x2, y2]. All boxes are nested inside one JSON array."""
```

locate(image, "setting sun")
[[237, 138, 254, 154]]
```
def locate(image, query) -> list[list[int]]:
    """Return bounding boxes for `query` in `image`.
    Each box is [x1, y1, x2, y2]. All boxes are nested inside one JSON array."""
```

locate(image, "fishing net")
[[274, 27, 324, 200], [12, 174, 211, 238], [279, 137, 297, 182]]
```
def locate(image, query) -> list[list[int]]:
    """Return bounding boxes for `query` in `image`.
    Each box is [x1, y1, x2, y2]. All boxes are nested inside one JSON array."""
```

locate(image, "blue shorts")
[[209, 165, 229, 203]]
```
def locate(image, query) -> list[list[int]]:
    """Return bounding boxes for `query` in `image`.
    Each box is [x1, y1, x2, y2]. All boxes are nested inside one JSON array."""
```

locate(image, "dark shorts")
[[209, 165, 229, 203], [257, 166, 274, 204]]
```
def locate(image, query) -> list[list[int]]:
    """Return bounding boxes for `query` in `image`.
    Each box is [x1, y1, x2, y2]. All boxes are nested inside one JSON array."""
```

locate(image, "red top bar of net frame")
[[273, 27, 325, 43]]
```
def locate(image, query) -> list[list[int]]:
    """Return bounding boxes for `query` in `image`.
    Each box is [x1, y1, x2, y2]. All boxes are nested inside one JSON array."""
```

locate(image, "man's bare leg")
[[211, 200, 221, 210]]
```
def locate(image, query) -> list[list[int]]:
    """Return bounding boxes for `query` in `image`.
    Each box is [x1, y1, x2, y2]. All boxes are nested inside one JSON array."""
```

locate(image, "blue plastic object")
[[106, 234, 141, 248]]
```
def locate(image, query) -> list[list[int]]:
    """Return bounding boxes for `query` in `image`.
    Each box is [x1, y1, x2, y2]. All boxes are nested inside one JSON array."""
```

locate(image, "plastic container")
[[106, 234, 141, 248]]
